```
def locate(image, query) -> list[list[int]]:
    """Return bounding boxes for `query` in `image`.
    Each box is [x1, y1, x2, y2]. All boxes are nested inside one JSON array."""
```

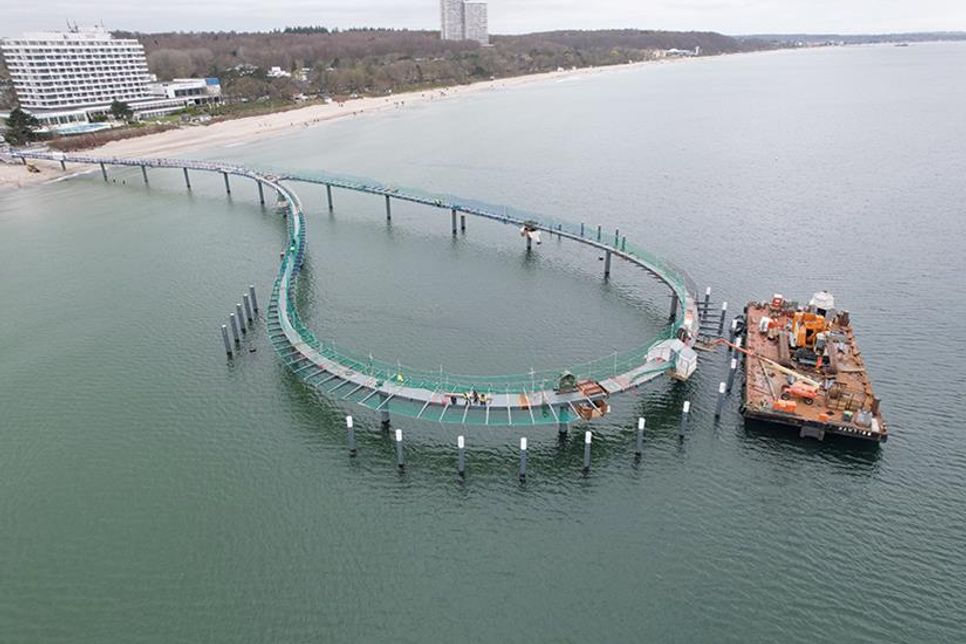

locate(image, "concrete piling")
[[457, 435, 465, 478], [385, 195, 392, 221], [604, 250, 612, 279], [718, 302, 728, 336], [257, 181, 265, 206], [669, 292, 679, 323], [715, 382, 727, 419], [614, 228, 620, 247], [249, 285, 259, 314], [243, 294, 254, 322], [703, 287, 711, 313], [636, 417, 645, 456], [222, 172, 231, 195], [395, 429, 404, 468], [729, 318, 738, 345], [60, 159, 66, 171], [726, 357, 738, 395], [221, 325, 232, 358], [451, 209, 457, 235], [346, 416, 356, 456], [141, 165, 148, 185], [597, 225, 602, 241], [326, 185, 333, 211], [583, 431, 592, 473], [557, 406, 570, 435], [229, 313, 240, 344], [679, 401, 690, 437], [621, 236, 626, 251], [519, 437, 528, 481], [380, 394, 391, 428], [526, 235, 533, 252], [100, 163, 107, 182], [460, 214, 466, 233], [236, 303, 246, 334], [183, 167, 191, 190], [580, 222, 585, 237]]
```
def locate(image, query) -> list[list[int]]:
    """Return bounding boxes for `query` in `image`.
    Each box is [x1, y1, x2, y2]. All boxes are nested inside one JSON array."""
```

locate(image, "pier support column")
[[140, 165, 148, 185], [346, 416, 357, 457], [718, 302, 728, 336], [604, 250, 612, 279], [326, 185, 333, 211], [557, 406, 570, 435], [385, 195, 391, 221], [679, 401, 691, 438], [183, 167, 191, 190], [257, 181, 265, 206], [519, 437, 528, 481], [614, 228, 620, 247], [222, 172, 231, 195], [229, 314, 241, 345], [395, 429, 405, 469], [60, 159, 66, 171], [726, 357, 738, 395], [379, 394, 391, 428], [596, 225, 602, 241], [21, 157, 27, 165], [451, 209, 457, 236], [715, 382, 727, 419], [100, 163, 107, 182], [457, 436, 466, 478], [580, 222, 585, 237], [221, 325, 233, 358], [236, 303, 246, 334], [526, 235, 533, 253], [669, 292, 679, 323], [460, 214, 466, 233]]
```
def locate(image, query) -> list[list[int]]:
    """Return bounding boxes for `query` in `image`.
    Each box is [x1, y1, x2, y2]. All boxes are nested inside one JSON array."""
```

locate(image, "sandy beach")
[[0, 58, 687, 191]]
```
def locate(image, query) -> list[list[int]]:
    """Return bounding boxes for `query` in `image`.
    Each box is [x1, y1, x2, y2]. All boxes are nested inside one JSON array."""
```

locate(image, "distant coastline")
[[3, 38, 965, 191]]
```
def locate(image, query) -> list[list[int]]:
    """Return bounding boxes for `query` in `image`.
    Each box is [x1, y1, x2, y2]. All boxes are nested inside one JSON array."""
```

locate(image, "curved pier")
[[11, 151, 700, 428]]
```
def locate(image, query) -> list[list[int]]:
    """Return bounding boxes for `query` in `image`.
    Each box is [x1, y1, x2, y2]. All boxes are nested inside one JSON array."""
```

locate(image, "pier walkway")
[[11, 151, 700, 428]]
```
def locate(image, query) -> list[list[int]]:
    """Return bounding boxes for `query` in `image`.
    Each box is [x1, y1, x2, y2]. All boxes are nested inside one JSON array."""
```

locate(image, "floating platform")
[[740, 293, 887, 443]]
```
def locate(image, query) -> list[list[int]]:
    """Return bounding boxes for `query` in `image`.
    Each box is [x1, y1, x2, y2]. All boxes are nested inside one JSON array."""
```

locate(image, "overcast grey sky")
[[4, 0, 966, 37]]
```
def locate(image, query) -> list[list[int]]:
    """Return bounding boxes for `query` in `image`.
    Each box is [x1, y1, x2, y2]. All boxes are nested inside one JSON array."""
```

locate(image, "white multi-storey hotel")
[[440, 0, 489, 45], [1, 26, 219, 128]]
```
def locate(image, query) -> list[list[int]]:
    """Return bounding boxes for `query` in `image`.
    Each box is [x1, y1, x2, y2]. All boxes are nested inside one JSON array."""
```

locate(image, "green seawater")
[[2, 44, 965, 642]]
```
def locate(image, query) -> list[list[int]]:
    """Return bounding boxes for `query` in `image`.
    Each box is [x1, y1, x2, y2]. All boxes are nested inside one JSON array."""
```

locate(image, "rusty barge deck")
[[740, 293, 887, 443]]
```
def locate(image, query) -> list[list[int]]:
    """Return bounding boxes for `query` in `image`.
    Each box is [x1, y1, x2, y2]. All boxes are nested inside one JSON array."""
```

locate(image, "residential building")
[[440, 0, 465, 41], [440, 0, 488, 45], [462, 2, 489, 45], [0, 26, 219, 128]]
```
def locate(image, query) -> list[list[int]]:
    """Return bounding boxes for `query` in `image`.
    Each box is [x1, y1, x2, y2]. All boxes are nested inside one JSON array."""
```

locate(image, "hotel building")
[[0, 26, 219, 128]]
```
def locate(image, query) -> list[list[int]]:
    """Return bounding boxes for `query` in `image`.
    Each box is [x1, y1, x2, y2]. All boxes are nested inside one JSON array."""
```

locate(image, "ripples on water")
[[1, 44, 965, 642]]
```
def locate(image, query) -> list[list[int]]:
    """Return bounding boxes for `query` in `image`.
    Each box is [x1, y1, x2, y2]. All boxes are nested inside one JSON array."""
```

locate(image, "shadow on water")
[[739, 418, 883, 467]]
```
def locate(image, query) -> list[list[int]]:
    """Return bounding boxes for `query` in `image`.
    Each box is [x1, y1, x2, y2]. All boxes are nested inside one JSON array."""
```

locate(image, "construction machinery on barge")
[[733, 292, 887, 443]]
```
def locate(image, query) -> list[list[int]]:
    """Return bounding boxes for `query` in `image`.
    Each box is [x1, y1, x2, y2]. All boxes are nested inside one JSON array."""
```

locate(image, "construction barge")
[[737, 292, 887, 443]]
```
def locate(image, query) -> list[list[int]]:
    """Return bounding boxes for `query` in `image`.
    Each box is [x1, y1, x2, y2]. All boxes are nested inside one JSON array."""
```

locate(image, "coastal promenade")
[[10, 150, 700, 429]]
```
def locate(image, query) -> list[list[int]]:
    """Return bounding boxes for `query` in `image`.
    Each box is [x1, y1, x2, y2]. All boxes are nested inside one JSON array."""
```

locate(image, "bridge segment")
[[10, 151, 699, 428]]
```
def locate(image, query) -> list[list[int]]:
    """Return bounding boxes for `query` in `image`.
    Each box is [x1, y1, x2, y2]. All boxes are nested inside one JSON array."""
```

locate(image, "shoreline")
[[0, 51, 753, 191]]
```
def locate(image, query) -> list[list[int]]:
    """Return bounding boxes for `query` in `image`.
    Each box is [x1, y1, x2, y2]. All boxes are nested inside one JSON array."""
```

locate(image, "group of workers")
[[450, 390, 490, 406]]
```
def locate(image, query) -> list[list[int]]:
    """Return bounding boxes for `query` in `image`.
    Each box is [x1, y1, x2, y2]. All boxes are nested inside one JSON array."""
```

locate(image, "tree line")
[[119, 28, 779, 100], [1, 28, 781, 121]]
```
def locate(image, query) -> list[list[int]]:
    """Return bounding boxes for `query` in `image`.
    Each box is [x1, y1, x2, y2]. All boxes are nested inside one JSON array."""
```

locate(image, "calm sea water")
[[2, 44, 965, 642]]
